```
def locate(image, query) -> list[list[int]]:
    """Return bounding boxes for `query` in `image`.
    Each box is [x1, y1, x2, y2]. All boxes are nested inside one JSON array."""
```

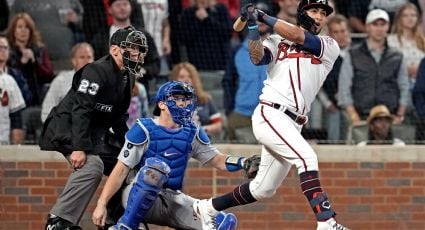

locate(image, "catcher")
[[92, 81, 260, 230]]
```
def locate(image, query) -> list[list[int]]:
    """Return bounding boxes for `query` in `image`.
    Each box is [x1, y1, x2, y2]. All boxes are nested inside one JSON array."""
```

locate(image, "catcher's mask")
[[153, 81, 197, 125], [297, 0, 333, 34], [110, 26, 148, 76]]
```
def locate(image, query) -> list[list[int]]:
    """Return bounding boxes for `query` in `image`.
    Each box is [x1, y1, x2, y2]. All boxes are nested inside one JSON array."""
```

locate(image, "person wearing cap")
[[39, 26, 148, 229], [92, 81, 254, 229], [357, 104, 406, 146], [338, 9, 409, 127]]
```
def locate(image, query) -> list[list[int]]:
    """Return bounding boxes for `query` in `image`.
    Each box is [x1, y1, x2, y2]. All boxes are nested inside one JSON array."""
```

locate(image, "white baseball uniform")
[[249, 34, 340, 199], [0, 72, 26, 144]]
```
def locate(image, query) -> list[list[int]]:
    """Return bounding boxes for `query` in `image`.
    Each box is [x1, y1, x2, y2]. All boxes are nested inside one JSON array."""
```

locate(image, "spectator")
[[357, 104, 405, 146], [11, 0, 84, 61], [338, 9, 409, 127], [81, 0, 144, 42], [41, 43, 94, 123], [388, 3, 425, 89], [0, 34, 31, 144], [318, 14, 351, 142], [169, 62, 223, 137], [180, 0, 232, 70], [138, 0, 171, 75], [90, 0, 160, 96], [275, 0, 299, 24], [0, 34, 26, 145], [348, 0, 420, 33], [127, 81, 149, 127], [6, 13, 54, 143], [225, 2, 270, 141], [0, 0, 8, 32], [6, 13, 54, 106], [413, 57, 425, 140]]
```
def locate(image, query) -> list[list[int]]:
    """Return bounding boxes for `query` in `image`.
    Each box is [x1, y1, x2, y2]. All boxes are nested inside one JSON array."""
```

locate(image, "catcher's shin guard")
[[215, 212, 238, 230], [117, 158, 170, 229], [310, 192, 335, 221]]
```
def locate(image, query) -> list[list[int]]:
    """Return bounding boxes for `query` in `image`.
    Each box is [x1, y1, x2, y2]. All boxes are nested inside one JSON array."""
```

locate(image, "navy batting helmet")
[[297, 0, 333, 16], [297, 0, 333, 33]]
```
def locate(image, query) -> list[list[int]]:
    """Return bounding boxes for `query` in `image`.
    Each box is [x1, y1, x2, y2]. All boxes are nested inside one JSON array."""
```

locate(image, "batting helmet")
[[297, 0, 333, 33], [110, 26, 148, 76], [152, 81, 197, 125], [297, 0, 333, 16]]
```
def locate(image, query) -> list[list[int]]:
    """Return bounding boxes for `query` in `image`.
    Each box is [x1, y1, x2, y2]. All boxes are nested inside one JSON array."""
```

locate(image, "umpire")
[[39, 26, 148, 230]]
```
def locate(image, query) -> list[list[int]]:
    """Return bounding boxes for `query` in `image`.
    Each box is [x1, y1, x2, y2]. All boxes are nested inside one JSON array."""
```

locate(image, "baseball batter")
[[193, 1, 350, 230]]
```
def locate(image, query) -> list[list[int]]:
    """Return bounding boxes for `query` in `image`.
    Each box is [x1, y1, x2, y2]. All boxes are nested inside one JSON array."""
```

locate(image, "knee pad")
[[118, 158, 170, 229], [215, 212, 237, 230]]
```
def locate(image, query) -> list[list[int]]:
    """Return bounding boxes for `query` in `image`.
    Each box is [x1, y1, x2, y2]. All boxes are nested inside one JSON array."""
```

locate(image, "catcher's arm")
[[206, 153, 261, 179]]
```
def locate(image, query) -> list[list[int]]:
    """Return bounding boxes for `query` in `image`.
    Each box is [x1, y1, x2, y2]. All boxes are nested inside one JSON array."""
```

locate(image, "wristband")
[[225, 156, 245, 172], [263, 15, 277, 28], [247, 26, 260, 40]]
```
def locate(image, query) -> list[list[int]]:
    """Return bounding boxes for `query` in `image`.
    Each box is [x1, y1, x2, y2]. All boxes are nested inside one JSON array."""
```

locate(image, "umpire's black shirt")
[[40, 55, 134, 156]]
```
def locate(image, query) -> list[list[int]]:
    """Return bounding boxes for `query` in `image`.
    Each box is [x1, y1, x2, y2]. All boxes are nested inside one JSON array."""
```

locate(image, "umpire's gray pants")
[[50, 155, 104, 224]]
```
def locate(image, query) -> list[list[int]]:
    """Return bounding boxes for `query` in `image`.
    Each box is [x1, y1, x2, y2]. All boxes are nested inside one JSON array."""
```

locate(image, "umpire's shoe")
[[193, 199, 218, 230], [45, 214, 82, 230]]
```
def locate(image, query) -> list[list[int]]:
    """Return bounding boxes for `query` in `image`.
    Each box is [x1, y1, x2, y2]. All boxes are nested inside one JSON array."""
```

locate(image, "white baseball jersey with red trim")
[[260, 34, 340, 115]]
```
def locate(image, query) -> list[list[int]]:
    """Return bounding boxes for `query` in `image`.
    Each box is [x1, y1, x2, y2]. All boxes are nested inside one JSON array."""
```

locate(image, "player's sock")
[[300, 171, 335, 221], [212, 182, 256, 211]]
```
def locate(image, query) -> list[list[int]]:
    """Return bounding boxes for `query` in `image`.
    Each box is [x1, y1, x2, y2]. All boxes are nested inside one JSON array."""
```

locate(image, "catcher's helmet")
[[110, 26, 148, 76], [153, 81, 197, 125]]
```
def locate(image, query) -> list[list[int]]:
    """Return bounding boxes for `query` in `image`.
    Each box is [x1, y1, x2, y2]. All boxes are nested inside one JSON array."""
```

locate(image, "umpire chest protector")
[[138, 119, 197, 190]]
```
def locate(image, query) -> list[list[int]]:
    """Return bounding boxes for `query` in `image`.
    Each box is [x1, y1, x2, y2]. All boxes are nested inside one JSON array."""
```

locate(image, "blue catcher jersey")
[[138, 119, 197, 190]]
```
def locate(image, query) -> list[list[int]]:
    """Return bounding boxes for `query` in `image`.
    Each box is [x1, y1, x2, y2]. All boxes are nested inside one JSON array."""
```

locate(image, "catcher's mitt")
[[243, 155, 261, 179]]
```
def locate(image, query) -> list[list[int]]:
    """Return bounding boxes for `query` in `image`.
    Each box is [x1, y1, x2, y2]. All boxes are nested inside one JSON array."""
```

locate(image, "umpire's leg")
[[50, 154, 104, 224]]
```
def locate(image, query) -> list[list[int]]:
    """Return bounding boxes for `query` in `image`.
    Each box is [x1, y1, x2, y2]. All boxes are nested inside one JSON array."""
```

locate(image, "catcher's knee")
[[216, 212, 237, 230]]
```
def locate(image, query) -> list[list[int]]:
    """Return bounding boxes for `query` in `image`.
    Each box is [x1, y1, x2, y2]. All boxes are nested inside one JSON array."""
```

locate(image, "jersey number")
[[78, 79, 99, 95]]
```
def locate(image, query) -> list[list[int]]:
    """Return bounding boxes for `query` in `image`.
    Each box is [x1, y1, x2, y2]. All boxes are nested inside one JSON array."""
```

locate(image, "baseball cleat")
[[317, 218, 350, 230], [193, 199, 218, 230]]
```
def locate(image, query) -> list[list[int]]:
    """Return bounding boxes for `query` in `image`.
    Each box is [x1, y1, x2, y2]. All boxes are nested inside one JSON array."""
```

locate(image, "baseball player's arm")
[[93, 160, 129, 227], [395, 58, 409, 123]]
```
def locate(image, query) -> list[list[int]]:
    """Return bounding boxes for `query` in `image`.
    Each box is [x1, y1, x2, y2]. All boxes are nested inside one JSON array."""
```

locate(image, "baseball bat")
[[233, 16, 247, 32]]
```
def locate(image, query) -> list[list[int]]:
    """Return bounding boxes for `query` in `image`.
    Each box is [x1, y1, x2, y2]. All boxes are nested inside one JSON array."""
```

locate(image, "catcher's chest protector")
[[139, 119, 197, 190]]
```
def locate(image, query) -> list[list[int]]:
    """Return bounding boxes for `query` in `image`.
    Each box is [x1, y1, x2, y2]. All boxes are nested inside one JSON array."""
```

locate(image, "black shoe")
[[45, 214, 82, 230]]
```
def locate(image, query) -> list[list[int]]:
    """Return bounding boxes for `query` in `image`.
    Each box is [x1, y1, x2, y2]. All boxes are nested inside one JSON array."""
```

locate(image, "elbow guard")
[[225, 156, 245, 172]]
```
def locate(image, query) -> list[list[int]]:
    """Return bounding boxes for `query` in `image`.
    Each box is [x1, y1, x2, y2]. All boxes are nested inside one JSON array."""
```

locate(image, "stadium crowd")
[[1, 0, 425, 145]]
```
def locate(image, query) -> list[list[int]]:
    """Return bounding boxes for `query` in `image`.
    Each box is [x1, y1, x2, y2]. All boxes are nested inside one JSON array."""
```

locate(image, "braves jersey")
[[0, 72, 26, 144], [260, 34, 340, 115]]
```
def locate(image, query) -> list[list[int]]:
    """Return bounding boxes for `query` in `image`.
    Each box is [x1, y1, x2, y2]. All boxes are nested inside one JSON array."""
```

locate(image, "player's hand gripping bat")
[[233, 4, 255, 32]]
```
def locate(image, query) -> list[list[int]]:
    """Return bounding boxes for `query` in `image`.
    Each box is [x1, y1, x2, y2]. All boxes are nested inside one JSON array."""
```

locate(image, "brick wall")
[[1, 145, 425, 230]]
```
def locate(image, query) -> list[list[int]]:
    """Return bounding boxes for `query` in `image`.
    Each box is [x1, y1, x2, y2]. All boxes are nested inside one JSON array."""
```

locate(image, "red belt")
[[260, 101, 308, 125]]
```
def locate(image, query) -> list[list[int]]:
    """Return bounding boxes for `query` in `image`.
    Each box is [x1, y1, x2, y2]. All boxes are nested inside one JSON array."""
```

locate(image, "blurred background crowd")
[[1, 0, 425, 145]]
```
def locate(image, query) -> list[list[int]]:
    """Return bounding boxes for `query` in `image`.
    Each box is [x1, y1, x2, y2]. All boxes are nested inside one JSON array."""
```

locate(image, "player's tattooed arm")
[[248, 40, 264, 65]]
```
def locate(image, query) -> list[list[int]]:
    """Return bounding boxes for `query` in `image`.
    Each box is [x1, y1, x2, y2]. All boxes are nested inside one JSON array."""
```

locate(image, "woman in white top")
[[388, 3, 425, 89]]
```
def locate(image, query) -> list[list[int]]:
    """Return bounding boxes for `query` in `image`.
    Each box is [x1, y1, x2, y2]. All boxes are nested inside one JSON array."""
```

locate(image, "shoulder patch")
[[125, 119, 149, 145], [196, 127, 211, 145]]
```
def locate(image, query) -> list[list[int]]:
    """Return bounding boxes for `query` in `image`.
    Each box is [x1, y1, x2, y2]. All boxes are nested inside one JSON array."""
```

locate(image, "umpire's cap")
[[298, 0, 333, 16], [109, 26, 138, 47]]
